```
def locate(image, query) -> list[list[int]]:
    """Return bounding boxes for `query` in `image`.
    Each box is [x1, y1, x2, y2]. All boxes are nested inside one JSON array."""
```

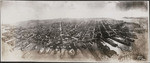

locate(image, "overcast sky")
[[1, 1, 149, 24]]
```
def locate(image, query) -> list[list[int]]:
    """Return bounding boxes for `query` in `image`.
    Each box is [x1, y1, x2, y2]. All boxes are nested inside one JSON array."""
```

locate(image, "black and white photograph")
[[1, 1, 149, 62]]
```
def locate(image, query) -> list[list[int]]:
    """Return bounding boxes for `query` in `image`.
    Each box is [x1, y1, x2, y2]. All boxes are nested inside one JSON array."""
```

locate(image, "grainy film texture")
[[1, 1, 149, 62]]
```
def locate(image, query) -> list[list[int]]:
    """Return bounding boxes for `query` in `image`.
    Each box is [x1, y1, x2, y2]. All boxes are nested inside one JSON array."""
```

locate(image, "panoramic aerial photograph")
[[1, 1, 149, 62]]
